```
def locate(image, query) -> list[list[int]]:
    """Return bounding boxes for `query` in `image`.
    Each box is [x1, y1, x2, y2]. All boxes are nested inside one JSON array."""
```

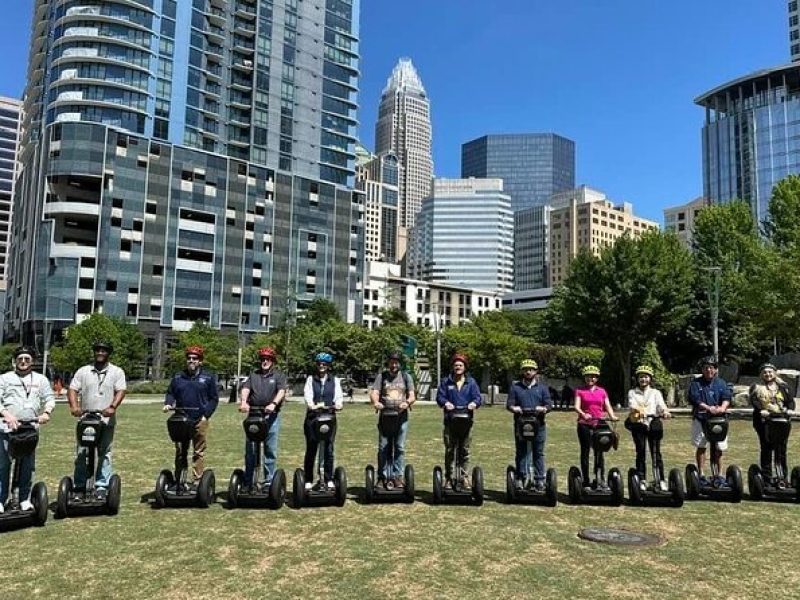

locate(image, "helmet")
[[451, 353, 468, 366], [520, 359, 538, 370], [314, 352, 333, 364], [700, 355, 718, 368], [185, 345, 204, 359], [257, 347, 277, 360], [386, 351, 403, 363], [582, 365, 601, 377], [13, 346, 36, 359], [635, 365, 654, 378], [759, 362, 777, 373], [92, 340, 113, 353]]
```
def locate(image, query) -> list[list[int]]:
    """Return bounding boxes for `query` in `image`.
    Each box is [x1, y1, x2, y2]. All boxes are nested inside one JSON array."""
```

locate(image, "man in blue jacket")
[[436, 353, 481, 488], [506, 359, 552, 491], [687, 355, 731, 485], [163, 346, 219, 483]]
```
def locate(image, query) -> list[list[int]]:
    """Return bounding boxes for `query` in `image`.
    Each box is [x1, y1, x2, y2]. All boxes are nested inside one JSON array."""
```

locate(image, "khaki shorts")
[[691, 418, 728, 450]]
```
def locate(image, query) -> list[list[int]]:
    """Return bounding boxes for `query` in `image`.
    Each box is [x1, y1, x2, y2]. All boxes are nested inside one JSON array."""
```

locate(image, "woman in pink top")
[[573, 365, 618, 482]]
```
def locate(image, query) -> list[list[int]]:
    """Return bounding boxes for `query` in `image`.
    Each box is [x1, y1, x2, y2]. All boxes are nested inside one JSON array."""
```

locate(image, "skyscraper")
[[8, 0, 363, 353], [791, 0, 800, 61], [0, 96, 22, 340], [513, 204, 550, 291], [356, 148, 400, 263], [374, 58, 433, 257], [461, 133, 575, 212], [407, 178, 513, 294]]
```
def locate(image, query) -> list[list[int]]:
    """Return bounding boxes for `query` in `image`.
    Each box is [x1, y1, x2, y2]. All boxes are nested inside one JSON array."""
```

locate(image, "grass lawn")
[[1, 401, 798, 599]]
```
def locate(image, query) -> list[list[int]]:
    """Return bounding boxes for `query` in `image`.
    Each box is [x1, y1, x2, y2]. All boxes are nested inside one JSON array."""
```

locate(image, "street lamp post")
[[430, 309, 444, 401], [701, 266, 721, 362]]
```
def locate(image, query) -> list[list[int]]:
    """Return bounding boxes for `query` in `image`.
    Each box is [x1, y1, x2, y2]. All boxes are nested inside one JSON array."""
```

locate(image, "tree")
[[375, 306, 410, 327], [167, 321, 238, 377], [49, 313, 147, 376], [764, 175, 800, 250], [297, 298, 342, 323], [543, 231, 694, 400]]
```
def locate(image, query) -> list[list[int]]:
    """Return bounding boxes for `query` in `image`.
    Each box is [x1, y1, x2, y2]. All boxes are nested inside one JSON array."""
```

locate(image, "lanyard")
[[17, 373, 33, 400]]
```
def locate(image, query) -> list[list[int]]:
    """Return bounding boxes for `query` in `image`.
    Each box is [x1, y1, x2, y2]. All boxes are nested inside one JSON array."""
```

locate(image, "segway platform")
[[364, 408, 415, 504], [432, 409, 484, 505], [228, 409, 285, 509], [748, 412, 800, 502], [292, 408, 347, 508], [506, 412, 556, 506], [567, 419, 623, 506], [684, 415, 742, 503], [0, 422, 48, 530]]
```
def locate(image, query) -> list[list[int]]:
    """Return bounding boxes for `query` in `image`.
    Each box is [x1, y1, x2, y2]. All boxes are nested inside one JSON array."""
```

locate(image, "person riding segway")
[[365, 350, 416, 503], [0, 346, 53, 528], [568, 365, 623, 505], [747, 363, 799, 501], [293, 352, 346, 508], [57, 341, 126, 518], [505, 359, 557, 506], [228, 347, 288, 509], [684, 356, 742, 502], [625, 365, 684, 507], [432, 353, 484, 505], [154, 346, 218, 508]]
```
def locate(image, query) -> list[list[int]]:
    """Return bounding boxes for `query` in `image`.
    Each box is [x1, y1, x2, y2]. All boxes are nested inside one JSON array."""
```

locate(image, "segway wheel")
[[227, 469, 244, 508], [31, 481, 48, 526], [506, 465, 516, 504], [55, 476, 73, 519], [668, 468, 684, 507], [432, 466, 443, 505], [292, 468, 305, 508], [568, 466, 582, 504], [269, 469, 286, 509], [726, 465, 743, 503], [472, 466, 484, 506], [334, 466, 347, 507], [747, 464, 764, 501], [404, 464, 415, 503], [154, 469, 173, 509], [197, 470, 215, 508], [608, 468, 623, 506], [545, 468, 558, 507], [685, 464, 700, 500], [791, 466, 800, 502], [628, 468, 642, 505], [106, 474, 122, 515], [364, 465, 375, 504]]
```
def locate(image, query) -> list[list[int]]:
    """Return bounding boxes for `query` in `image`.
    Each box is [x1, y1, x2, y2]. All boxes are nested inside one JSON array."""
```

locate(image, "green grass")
[[1, 402, 798, 599]]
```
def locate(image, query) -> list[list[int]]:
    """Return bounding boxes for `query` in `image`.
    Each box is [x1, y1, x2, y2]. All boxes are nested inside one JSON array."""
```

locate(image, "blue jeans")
[[378, 417, 409, 480], [515, 425, 547, 482], [244, 412, 280, 486], [74, 417, 115, 490], [0, 431, 35, 505]]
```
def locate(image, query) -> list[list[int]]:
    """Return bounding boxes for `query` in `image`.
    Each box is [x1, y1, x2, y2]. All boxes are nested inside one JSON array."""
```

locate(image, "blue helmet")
[[315, 352, 333, 364]]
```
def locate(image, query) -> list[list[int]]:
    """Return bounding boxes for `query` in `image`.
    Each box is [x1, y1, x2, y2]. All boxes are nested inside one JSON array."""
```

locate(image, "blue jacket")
[[436, 374, 481, 420], [506, 379, 552, 424], [165, 368, 219, 421], [687, 375, 731, 421]]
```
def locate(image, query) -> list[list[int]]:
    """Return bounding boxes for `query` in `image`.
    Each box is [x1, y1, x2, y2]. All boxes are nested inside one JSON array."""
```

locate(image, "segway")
[[567, 418, 624, 506], [364, 407, 415, 503], [292, 407, 346, 508], [432, 408, 484, 505], [505, 409, 557, 506], [0, 421, 48, 529], [685, 414, 742, 502], [55, 412, 122, 518], [228, 407, 286, 509], [627, 416, 685, 507], [748, 411, 799, 502], [153, 408, 215, 508]]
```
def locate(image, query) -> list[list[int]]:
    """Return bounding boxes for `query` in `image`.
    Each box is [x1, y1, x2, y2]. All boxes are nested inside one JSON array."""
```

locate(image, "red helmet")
[[451, 353, 468, 366], [258, 347, 277, 360], [185, 345, 204, 359]]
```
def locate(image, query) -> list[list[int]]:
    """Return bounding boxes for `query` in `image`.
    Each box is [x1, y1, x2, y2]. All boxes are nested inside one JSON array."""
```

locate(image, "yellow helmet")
[[635, 365, 654, 378], [582, 365, 601, 377], [520, 359, 538, 370]]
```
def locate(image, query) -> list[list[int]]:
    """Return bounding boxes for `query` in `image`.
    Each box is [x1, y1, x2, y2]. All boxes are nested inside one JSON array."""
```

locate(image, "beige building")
[[663, 196, 707, 248], [548, 186, 658, 287]]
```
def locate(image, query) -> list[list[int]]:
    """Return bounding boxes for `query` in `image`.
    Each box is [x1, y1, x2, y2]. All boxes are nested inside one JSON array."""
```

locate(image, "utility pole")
[[702, 266, 721, 362]]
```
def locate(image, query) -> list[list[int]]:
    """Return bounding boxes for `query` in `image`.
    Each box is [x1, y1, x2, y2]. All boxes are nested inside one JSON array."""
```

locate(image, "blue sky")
[[0, 1, 789, 222]]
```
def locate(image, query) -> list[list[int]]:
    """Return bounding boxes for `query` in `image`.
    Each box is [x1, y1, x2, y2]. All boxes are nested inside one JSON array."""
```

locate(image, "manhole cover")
[[578, 527, 664, 547]]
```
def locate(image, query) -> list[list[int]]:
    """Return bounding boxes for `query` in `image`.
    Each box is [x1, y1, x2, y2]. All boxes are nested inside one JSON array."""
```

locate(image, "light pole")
[[701, 266, 721, 362], [430, 308, 444, 401]]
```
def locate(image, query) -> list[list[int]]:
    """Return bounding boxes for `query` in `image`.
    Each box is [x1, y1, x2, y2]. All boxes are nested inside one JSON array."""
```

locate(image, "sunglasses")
[[186, 356, 201, 362], [15, 356, 32, 362]]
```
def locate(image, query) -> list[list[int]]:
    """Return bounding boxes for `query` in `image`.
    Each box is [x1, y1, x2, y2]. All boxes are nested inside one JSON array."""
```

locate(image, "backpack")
[[381, 370, 412, 399]]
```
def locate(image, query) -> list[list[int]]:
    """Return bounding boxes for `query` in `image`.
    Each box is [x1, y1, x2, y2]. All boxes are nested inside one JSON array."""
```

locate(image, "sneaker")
[[20, 500, 33, 512], [0, 502, 4, 514], [376, 477, 386, 489], [326, 480, 335, 491], [713, 475, 727, 488], [699, 476, 710, 487], [515, 478, 524, 491], [444, 479, 453, 490], [659, 481, 669, 492], [393, 477, 405, 489], [461, 475, 471, 489], [95, 488, 108, 501], [639, 481, 648, 493], [534, 481, 546, 492], [304, 482, 313, 491]]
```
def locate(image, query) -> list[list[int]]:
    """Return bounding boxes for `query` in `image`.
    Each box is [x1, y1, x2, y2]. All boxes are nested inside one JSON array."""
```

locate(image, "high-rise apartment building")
[[0, 97, 22, 340], [8, 0, 363, 352], [791, 0, 800, 61], [461, 133, 575, 212], [513, 204, 550, 291], [374, 58, 433, 257], [663, 196, 707, 248], [548, 186, 658, 287], [356, 147, 400, 263], [407, 178, 513, 294], [696, 64, 800, 223]]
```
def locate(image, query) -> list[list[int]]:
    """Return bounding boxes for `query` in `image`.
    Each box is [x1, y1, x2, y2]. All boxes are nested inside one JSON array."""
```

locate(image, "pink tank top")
[[576, 386, 608, 424]]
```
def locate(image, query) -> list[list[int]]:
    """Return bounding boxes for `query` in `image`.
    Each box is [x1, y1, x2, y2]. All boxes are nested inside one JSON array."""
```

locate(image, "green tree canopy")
[[166, 321, 238, 377]]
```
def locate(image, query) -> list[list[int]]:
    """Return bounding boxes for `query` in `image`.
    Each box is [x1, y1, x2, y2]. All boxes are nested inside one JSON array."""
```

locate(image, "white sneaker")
[[0, 502, 4, 514], [20, 500, 33, 511], [326, 480, 335, 490], [639, 481, 647, 492], [304, 482, 313, 491], [659, 481, 669, 492]]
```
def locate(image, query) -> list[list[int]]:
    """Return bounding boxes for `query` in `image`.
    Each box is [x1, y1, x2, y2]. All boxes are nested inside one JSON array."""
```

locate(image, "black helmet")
[[92, 340, 113, 353], [386, 351, 403, 363], [13, 346, 36, 359], [700, 355, 718, 368]]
